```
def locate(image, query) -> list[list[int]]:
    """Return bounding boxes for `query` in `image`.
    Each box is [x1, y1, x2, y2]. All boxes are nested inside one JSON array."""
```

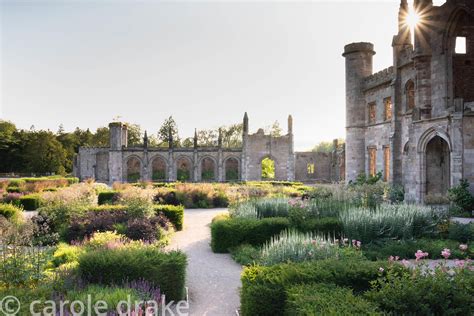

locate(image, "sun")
[[406, 9, 420, 30]]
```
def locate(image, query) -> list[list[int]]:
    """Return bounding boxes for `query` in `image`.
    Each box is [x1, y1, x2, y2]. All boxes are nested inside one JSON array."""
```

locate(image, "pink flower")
[[415, 250, 429, 261], [352, 240, 362, 249], [401, 259, 411, 268], [455, 259, 466, 268], [311, 240, 317, 245], [441, 248, 451, 259], [388, 255, 400, 262], [459, 244, 468, 251], [379, 267, 384, 273]]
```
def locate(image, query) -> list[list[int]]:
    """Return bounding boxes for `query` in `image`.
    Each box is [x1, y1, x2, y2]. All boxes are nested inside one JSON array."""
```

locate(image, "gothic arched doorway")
[[425, 136, 450, 196]]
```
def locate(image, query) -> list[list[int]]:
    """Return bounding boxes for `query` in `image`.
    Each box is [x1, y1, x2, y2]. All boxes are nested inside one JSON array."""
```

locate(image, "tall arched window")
[[406, 80, 415, 111]]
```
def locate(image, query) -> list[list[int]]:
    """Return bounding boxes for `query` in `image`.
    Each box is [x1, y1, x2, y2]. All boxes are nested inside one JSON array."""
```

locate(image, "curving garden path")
[[166, 208, 242, 316]]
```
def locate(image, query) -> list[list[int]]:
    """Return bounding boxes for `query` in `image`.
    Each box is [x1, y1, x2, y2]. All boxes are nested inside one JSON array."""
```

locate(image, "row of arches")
[[125, 156, 240, 182]]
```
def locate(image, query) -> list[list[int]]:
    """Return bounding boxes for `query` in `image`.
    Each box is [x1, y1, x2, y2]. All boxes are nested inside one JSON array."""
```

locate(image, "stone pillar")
[[287, 115, 295, 181], [241, 112, 249, 181], [193, 151, 199, 182], [168, 150, 174, 182]]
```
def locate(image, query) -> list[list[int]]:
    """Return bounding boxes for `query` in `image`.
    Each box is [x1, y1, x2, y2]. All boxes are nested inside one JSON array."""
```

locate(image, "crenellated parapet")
[[363, 66, 395, 90]]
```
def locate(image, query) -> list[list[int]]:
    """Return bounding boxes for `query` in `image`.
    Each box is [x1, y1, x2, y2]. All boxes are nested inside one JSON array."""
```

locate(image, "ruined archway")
[[225, 157, 239, 181], [151, 156, 167, 181], [176, 156, 192, 182], [425, 136, 450, 196], [126, 156, 141, 182], [261, 157, 275, 180], [201, 157, 216, 181]]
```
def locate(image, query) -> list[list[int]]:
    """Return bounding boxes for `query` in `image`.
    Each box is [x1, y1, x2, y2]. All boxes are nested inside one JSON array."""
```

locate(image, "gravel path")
[[167, 208, 242, 316]]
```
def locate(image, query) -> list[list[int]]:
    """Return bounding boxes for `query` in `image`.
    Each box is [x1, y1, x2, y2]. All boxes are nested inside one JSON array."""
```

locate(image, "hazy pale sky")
[[0, 0, 446, 150]]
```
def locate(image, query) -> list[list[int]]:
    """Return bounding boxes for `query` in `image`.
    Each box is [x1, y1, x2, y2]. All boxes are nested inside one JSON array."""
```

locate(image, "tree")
[[25, 131, 67, 174], [91, 127, 110, 147], [157, 116, 180, 147], [312, 138, 345, 153], [261, 157, 275, 180], [126, 123, 142, 146], [265, 121, 282, 137], [220, 123, 243, 148]]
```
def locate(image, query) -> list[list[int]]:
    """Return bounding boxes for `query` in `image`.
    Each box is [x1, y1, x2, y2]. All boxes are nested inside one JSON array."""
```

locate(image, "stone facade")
[[344, 0, 474, 202], [74, 114, 345, 183]]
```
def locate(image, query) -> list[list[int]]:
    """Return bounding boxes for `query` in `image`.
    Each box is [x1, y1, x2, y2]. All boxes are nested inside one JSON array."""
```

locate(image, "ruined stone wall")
[[243, 129, 294, 181], [295, 152, 332, 183]]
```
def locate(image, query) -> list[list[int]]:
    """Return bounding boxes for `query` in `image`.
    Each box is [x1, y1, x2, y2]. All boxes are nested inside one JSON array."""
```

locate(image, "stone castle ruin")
[[344, 0, 474, 202], [74, 113, 345, 183]]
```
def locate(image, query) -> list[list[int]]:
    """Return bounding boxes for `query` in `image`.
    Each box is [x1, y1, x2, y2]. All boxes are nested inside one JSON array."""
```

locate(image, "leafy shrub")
[[448, 179, 474, 211], [30, 212, 60, 246], [154, 204, 184, 231], [78, 247, 187, 301], [118, 187, 155, 218], [340, 204, 441, 243], [19, 194, 41, 210], [85, 231, 128, 250], [299, 217, 343, 237], [125, 217, 169, 242], [0, 203, 23, 223], [362, 239, 472, 260], [259, 230, 350, 266], [1, 192, 23, 205], [51, 243, 84, 267], [211, 216, 290, 253], [230, 244, 261, 265], [98, 191, 118, 205], [66, 209, 130, 242], [240, 258, 400, 316], [448, 222, 474, 243], [286, 283, 381, 315], [365, 266, 474, 315]]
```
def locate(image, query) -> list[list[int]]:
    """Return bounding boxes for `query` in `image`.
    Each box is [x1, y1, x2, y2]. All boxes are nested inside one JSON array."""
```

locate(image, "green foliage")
[[177, 169, 190, 181], [261, 157, 275, 180], [295, 217, 343, 237], [365, 266, 474, 315], [98, 191, 118, 205], [311, 138, 345, 153], [154, 204, 184, 231], [210, 216, 290, 253], [240, 258, 397, 316], [78, 247, 187, 301], [19, 194, 41, 210], [286, 283, 381, 316], [230, 244, 261, 265], [448, 179, 474, 211], [157, 116, 180, 147], [362, 238, 472, 261], [0, 203, 23, 223], [259, 230, 350, 266], [340, 204, 441, 243], [448, 222, 474, 243], [51, 243, 84, 267]]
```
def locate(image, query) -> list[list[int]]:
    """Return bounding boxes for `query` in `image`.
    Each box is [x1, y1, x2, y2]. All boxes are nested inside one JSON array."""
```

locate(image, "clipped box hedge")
[[0, 203, 23, 223], [19, 194, 41, 211], [154, 205, 184, 231], [240, 258, 398, 316], [285, 283, 381, 316], [211, 217, 290, 253], [78, 247, 187, 302], [97, 191, 118, 205]]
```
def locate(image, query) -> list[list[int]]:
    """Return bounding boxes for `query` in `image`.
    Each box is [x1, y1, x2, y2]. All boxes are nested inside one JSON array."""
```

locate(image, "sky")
[[0, 0, 447, 150]]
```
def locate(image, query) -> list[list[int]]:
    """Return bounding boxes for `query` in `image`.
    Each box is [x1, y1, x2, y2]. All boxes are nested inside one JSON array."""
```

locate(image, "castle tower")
[[342, 42, 375, 182]]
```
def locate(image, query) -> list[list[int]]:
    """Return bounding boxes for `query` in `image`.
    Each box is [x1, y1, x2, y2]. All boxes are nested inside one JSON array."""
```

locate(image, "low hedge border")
[[78, 247, 187, 302], [19, 194, 41, 211], [154, 205, 184, 231], [97, 191, 119, 205], [0, 203, 23, 223], [240, 258, 400, 316], [211, 217, 291, 253], [285, 283, 381, 315]]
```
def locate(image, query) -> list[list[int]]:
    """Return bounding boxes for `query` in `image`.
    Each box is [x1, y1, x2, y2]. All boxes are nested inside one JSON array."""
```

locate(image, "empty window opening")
[[456, 37, 467, 54], [368, 102, 376, 124], [369, 147, 377, 177], [383, 146, 390, 182], [384, 97, 392, 121]]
